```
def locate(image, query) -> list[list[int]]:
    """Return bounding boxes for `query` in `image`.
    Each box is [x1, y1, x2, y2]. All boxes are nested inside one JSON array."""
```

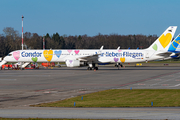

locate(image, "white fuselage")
[[3, 49, 168, 64]]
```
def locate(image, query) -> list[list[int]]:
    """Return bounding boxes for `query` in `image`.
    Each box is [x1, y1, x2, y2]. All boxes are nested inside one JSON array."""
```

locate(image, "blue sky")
[[0, 0, 180, 37]]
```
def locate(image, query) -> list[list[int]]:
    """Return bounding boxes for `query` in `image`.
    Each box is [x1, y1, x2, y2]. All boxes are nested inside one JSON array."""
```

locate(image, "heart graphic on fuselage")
[[43, 50, 53, 62], [13, 51, 20, 61], [55, 50, 62, 58], [114, 58, 118, 62], [120, 57, 125, 63], [74, 50, 79, 54], [32, 57, 38, 62]]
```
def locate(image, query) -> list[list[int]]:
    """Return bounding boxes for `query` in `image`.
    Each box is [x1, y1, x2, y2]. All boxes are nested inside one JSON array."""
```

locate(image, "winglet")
[[98, 46, 103, 54], [117, 46, 120, 50], [100, 46, 103, 50]]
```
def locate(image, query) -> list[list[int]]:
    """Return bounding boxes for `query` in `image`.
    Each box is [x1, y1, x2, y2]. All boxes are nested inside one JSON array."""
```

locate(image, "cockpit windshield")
[[7, 54, 12, 56]]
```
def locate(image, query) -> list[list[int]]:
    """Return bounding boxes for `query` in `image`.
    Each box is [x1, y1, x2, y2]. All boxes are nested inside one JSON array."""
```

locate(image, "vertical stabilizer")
[[168, 34, 180, 53], [147, 26, 177, 51]]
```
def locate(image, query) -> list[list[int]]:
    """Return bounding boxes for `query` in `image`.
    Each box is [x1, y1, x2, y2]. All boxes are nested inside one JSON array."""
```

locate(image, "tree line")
[[0, 27, 158, 57]]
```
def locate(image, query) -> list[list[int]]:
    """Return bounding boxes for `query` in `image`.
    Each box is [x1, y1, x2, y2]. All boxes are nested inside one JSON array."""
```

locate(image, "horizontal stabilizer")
[[156, 52, 172, 57]]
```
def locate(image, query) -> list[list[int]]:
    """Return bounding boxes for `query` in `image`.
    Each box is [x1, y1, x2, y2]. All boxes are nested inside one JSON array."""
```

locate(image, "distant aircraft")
[[168, 34, 180, 58], [0, 26, 177, 70]]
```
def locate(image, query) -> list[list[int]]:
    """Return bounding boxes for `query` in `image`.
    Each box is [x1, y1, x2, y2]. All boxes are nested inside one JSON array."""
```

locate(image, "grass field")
[[32, 89, 180, 107]]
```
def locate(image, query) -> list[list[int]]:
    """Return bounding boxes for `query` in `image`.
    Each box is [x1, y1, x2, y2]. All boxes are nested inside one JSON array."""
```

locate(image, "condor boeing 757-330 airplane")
[[0, 26, 177, 70]]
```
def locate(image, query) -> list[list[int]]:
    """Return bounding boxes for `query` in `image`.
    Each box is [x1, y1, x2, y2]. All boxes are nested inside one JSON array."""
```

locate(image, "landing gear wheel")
[[88, 63, 98, 71], [87, 67, 92, 70], [94, 67, 98, 70]]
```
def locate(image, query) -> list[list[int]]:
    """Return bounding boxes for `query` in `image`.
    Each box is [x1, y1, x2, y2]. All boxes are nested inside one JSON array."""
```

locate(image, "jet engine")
[[65, 60, 80, 67], [65, 59, 88, 67]]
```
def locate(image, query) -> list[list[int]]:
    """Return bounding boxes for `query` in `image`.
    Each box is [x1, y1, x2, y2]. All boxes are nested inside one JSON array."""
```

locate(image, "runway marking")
[[162, 84, 169, 86], [169, 75, 174, 77], [78, 91, 87, 93], [44, 91, 51, 93], [150, 74, 180, 87], [119, 70, 180, 87], [0, 79, 17, 81], [35, 88, 57, 92], [170, 84, 180, 87], [174, 84, 180, 87], [138, 84, 145, 85], [150, 79, 172, 86]]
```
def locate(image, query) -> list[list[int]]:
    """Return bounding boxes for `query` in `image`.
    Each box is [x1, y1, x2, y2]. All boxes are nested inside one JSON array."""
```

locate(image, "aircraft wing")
[[78, 54, 99, 62], [77, 46, 103, 62]]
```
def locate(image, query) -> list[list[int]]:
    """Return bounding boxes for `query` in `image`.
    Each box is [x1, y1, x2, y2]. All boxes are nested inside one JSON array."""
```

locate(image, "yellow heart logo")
[[120, 57, 125, 63], [159, 33, 172, 48], [43, 50, 53, 62]]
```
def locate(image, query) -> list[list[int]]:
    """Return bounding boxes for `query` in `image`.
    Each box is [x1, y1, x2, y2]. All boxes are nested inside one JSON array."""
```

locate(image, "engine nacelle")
[[65, 60, 80, 67]]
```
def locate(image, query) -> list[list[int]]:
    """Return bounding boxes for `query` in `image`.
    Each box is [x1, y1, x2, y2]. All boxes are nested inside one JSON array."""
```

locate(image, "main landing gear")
[[115, 63, 124, 69], [87, 63, 98, 70]]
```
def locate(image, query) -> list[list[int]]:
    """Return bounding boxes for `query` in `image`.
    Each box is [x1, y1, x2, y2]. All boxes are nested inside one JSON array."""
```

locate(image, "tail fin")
[[168, 34, 180, 53], [147, 26, 177, 51]]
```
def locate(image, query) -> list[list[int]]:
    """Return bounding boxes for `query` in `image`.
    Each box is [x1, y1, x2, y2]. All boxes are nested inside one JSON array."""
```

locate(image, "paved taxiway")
[[1, 66, 180, 119], [1, 107, 180, 119]]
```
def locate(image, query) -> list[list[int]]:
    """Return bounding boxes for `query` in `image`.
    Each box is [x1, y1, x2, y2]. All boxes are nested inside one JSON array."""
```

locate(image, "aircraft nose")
[[3, 56, 8, 61]]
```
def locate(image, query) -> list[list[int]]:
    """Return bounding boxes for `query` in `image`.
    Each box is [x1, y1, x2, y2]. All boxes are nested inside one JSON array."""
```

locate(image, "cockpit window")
[[7, 54, 12, 56]]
